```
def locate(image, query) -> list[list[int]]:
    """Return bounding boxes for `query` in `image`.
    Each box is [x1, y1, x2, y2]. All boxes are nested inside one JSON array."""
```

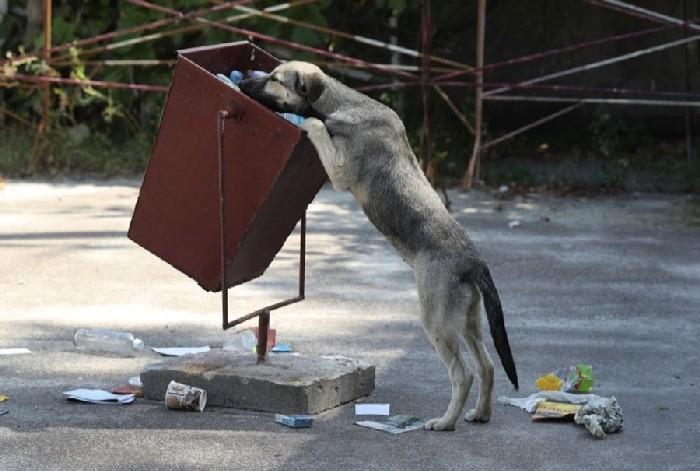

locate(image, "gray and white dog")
[[241, 62, 518, 431]]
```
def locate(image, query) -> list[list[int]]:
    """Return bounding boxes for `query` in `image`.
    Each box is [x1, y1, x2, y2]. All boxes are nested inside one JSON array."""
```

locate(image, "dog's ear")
[[296, 71, 324, 103]]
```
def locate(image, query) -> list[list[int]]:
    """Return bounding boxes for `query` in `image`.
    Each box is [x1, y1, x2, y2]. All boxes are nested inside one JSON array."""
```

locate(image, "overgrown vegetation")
[[0, 0, 698, 191]]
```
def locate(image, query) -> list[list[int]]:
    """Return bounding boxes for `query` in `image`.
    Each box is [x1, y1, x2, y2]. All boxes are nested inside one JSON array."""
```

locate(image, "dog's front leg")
[[301, 117, 350, 191]]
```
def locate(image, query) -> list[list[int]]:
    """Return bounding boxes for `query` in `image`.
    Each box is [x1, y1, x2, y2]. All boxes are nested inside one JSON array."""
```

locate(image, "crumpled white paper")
[[498, 391, 603, 413]]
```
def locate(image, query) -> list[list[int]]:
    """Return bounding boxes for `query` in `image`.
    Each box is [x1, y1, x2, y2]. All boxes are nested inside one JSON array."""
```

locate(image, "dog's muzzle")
[[239, 76, 267, 99]]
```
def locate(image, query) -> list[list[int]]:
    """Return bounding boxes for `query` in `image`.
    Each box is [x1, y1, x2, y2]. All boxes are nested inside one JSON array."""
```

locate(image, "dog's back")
[[318, 74, 518, 392]]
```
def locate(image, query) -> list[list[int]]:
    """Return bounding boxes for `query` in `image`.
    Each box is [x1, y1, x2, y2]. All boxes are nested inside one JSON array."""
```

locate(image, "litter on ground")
[[0, 348, 31, 355], [151, 346, 210, 357], [575, 396, 624, 439], [164, 381, 207, 412], [355, 403, 390, 416], [532, 400, 582, 420], [356, 415, 424, 434], [112, 384, 143, 397], [498, 391, 602, 413], [271, 343, 293, 353], [536, 364, 594, 393], [73, 328, 144, 357], [500, 391, 623, 439], [63, 389, 135, 404], [275, 414, 313, 428]]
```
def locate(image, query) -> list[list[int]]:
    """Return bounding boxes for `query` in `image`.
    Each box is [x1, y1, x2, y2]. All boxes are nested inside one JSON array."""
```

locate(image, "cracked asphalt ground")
[[1, 180, 698, 470]]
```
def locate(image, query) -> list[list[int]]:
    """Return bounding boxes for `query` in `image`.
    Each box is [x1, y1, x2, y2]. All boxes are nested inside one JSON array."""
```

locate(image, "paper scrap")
[[532, 400, 582, 420], [0, 348, 31, 355], [63, 389, 135, 404], [355, 418, 424, 434], [355, 403, 390, 416], [498, 391, 602, 413], [151, 346, 210, 357]]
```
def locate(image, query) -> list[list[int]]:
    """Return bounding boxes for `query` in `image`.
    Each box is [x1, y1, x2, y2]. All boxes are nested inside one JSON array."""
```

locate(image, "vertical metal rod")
[[684, 0, 695, 163], [420, 0, 433, 178], [31, 0, 52, 170], [463, 0, 486, 189], [218, 110, 230, 329], [389, 13, 404, 114], [257, 311, 270, 363], [299, 211, 306, 299], [41, 0, 51, 131]]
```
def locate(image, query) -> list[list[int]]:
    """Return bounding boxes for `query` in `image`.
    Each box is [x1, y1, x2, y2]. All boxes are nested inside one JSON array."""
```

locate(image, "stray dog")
[[241, 62, 518, 431]]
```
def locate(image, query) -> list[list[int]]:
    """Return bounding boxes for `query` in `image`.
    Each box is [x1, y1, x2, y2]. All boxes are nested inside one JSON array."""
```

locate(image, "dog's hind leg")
[[300, 117, 350, 191], [417, 266, 474, 431], [462, 287, 495, 423]]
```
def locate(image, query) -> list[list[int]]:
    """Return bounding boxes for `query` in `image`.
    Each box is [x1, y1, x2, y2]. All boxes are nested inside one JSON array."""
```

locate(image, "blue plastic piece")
[[229, 69, 244, 85], [215, 73, 238, 90], [271, 343, 293, 353], [275, 414, 313, 428], [278, 113, 305, 126], [246, 70, 269, 80]]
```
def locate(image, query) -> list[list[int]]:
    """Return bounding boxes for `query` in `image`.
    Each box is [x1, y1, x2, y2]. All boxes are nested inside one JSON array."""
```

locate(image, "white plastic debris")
[[508, 220, 521, 229], [63, 389, 135, 404], [498, 391, 603, 413], [151, 346, 210, 357], [73, 328, 144, 357], [222, 330, 256, 353], [355, 403, 390, 416], [355, 419, 423, 434], [0, 348, 31, 355]]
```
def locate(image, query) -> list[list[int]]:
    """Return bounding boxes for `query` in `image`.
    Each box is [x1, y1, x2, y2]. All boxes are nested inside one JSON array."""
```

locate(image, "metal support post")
[[463, 0, 486, 189]]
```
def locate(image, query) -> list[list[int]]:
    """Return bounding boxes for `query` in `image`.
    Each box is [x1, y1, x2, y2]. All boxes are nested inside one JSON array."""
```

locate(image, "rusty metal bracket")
[[217, 109, 307, 362]]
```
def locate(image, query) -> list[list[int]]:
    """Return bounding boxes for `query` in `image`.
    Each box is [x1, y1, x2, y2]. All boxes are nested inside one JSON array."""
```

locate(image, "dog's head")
[[240, 61, 324, 115]]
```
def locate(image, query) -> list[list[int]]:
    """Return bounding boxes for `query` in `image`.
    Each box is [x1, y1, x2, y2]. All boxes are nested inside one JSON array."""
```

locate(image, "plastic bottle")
[[222, 329, 257, 353], [73, 328, 145, 357], [278, 112, 305, 126]]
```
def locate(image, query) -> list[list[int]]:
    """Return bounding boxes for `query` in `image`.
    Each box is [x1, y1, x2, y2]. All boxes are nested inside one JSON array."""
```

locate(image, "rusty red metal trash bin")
[[128, 41, 327, 339]]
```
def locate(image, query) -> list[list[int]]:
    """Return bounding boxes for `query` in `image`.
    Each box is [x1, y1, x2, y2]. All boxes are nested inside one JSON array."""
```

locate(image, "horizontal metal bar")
[[484, 94, 700, 107], [485, 32, 700, 97], [222, 296, 304, 330], [588, 0, 700, 32], [481, 102, 583, 150], [4, 72, 168, 92]]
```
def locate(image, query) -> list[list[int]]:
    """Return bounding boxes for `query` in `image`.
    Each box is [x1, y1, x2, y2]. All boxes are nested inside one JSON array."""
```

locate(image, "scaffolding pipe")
[[485, 32, 700, 97], [463, 0, 486, 189]]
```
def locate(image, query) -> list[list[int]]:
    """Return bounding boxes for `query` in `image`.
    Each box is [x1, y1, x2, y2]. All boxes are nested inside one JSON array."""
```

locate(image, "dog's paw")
[[300, 117, 325, 134], [423, 417, 456, 431], [464, 408, 491, 423]]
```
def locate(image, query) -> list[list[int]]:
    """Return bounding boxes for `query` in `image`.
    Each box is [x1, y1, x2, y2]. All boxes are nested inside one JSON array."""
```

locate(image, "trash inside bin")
[[128, 42, 327, 291]]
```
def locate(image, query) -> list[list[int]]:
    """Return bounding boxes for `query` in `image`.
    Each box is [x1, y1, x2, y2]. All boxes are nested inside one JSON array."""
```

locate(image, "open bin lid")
[[128, 42, 327, 292]]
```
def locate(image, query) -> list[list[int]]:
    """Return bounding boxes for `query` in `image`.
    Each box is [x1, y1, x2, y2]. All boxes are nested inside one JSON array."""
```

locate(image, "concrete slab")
[[140, 350, 375, 413]]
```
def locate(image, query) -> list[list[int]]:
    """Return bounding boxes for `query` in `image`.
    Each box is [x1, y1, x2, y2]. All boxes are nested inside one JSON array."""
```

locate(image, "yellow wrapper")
[[536, 373, 564, 391]]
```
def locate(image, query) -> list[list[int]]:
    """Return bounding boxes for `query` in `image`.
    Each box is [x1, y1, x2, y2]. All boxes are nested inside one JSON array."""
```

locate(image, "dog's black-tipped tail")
[[475, 262, 518, 390]]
